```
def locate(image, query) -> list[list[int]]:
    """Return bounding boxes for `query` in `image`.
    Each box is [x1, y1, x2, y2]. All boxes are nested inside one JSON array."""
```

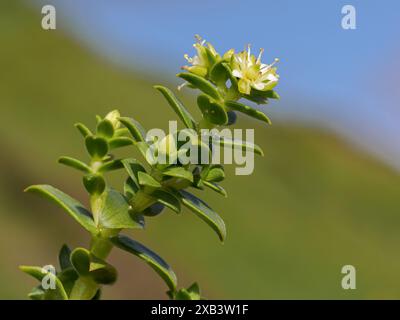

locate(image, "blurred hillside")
[[1, 1, 400, 299]]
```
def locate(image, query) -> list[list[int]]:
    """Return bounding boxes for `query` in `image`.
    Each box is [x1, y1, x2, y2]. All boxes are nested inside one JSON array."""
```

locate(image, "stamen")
[[184, 54, 193, 63], [271, 58, 279, 66], [177, 82, 188, 91], [257, 48, 264, 63], [194, 34, 206, 46]]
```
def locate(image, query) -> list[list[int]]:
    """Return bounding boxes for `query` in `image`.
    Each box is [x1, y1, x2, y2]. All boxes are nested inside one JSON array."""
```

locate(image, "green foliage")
[[93, 188, 143, 229], [83, 174, 106, 195], [19, 265, 68, 300], [111, 234, 177, 291], [154, 85, 197, 129], [225, 100, 271, 124], [24, 185, 97, 234], [174, 282, 202, 300], [197, 94, 228, 125], [20, 36, 280, 299], [180, 190, 226, 242], [177, 72, 222, 101], [85, 136, 109, 159]]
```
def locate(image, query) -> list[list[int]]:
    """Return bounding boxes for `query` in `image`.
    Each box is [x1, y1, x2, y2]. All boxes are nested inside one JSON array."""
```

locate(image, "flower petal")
[[232, 69, 243, 78]]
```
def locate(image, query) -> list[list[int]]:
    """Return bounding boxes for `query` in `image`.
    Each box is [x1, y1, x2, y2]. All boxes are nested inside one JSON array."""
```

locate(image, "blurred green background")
[[1, 1, 400, 299]]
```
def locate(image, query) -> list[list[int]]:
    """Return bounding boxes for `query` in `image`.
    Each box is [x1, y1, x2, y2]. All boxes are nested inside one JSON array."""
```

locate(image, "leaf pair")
[[70, 247, 117, 285], [21, 244, 112, 300], [25, 185, 143, 234], [74, 111, 134, 161]]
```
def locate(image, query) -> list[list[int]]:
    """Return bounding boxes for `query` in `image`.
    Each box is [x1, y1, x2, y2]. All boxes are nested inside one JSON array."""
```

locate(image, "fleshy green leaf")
[[25, 185, 97, 234], [122, 158, 146, 185], [19, 266, 68, 300], [114, 127, 130, 137], [58, 156, 91, 173], [70, 248, 117, 284], [162, 167, 193, 182], [243, 89, 280, 104], [98, 159, 124, 173], [175, 282, 201, 300], [75, 123, 92, 138], [89, 259, 117, 285], [92, 289, 102, 300], [58, 244, 72, 270], [118, 117, 146, 142], [85, 136, 109, 159], [70, 248, 91, 275], [192, 167, 204, 189], [179, 190, 226, 242], [197, 94, 228, 125], [175, 289, 192, 300], [202, 164, 225, 182], [83, 174, 106, 195], [225, 100, 271, 124], [124, 177, 139, 200], [138, 171, 162, 188], [151, 189, 181, 213], [209, 134, 264, 156], [154, 85, 196, 129], [97, 119, 114, 138], [135, 141, 156, 165], [204, 45, 218, 68], [108, 137, 134, 149], [111, 234, 177, 291], [210, 60, 230, 85], [227, 111, 237, 125], [57, 268, 78, 296], [252, 89, 280, 99], [187, 282, 201, 297], [143, 203, 165, 217], [177, 73, 221, 100], [203, 180, 227, 197], [94, 188, 143, 229], [28, 286, 45, 300], [221, 62, 238, 89]]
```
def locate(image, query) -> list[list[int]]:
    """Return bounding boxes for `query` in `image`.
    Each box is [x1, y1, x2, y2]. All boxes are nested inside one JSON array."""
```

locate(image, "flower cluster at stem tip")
[[182, 35, 279, 96]]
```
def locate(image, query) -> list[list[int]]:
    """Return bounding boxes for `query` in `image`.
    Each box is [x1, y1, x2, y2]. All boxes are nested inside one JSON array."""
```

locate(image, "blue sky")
[[34, 0, 400, 169]]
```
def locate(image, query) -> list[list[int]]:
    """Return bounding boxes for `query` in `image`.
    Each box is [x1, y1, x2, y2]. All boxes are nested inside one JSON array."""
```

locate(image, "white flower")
[[231, 45, 279, 95], [182, 35, 219, 78]]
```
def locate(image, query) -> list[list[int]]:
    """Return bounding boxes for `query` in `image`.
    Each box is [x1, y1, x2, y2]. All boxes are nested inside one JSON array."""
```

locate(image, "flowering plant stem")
[[20, 36, 280, 300]]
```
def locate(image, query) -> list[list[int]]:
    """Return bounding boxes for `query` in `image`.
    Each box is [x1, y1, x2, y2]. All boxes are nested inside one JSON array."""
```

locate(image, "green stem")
[[90, 234, 114, 259], [69, 233, 115, 300]]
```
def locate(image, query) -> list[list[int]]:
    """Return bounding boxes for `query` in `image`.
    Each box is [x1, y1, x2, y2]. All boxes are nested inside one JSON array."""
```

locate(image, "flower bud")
[[105, 110, 121, 129]]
